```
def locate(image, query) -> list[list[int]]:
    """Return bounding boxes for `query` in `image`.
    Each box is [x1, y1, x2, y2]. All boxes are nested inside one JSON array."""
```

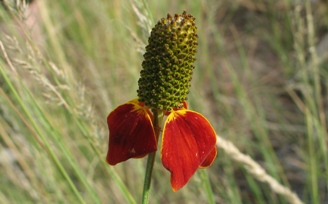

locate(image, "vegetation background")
[[0, 0, 327, 203]]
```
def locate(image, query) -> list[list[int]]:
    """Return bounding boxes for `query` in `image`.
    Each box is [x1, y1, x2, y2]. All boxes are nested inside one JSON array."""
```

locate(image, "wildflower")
[[106, 11, 217, 191]]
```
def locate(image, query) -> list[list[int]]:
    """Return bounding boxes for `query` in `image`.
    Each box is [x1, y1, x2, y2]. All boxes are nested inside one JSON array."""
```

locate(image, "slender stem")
[[200, 170, 215, 204], [141, 109, 163, 204]]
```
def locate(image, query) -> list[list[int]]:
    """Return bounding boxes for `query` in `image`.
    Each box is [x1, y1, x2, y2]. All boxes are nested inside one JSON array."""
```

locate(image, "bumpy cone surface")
[[137, 11, 198, 110]]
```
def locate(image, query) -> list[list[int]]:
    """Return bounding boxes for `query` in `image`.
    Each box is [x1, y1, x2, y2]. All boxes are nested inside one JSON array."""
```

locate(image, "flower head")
[[137, 12, 197, 110], [106, 11, 217, 191]]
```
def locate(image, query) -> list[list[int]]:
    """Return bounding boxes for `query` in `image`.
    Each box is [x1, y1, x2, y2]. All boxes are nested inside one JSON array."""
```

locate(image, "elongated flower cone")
[[137, 11, 198, 110]]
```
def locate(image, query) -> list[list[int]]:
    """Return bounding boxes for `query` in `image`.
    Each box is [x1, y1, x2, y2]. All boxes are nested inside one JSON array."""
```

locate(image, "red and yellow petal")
[[161, 109, 217, 191], [106, 99, 156, 165]]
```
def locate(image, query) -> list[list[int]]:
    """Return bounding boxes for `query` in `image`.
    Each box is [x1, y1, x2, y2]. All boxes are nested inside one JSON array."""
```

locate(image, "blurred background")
[[0, 0, 327, 203]]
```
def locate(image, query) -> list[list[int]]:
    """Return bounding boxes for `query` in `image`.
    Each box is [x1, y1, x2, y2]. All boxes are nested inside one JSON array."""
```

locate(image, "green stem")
[[141, 109, 163, 204], [200, 170, 215, 204]]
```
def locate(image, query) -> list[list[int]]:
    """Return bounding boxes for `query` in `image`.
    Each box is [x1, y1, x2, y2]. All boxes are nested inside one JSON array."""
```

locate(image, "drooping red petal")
[[200, 146, 217, 168], [106, 99, 156, 165], [161, 109, 217, 191]]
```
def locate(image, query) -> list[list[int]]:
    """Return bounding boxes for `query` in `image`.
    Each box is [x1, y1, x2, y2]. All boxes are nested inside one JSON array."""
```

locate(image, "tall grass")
[[0, 0, 327, 203]]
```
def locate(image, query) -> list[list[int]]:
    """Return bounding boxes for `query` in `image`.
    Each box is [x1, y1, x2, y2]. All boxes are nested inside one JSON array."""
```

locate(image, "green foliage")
[[0, 0, 327, 203]]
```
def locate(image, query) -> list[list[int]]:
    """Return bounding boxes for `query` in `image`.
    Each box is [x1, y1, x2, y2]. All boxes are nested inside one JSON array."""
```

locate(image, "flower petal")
[[200, 146, 217, 168], [106, 99, 156, 165], [161, 109, 217, 191]]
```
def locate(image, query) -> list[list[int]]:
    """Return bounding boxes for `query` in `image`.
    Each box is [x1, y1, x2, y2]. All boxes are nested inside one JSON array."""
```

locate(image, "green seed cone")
[[137, 11, 198, 110]]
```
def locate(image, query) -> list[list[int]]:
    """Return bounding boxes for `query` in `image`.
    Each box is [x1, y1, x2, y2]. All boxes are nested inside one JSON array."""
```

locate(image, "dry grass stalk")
[[216, 135, 304, 204]]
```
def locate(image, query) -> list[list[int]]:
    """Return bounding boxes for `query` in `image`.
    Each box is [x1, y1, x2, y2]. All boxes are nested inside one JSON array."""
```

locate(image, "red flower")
[[106, 98, 217, 191]]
